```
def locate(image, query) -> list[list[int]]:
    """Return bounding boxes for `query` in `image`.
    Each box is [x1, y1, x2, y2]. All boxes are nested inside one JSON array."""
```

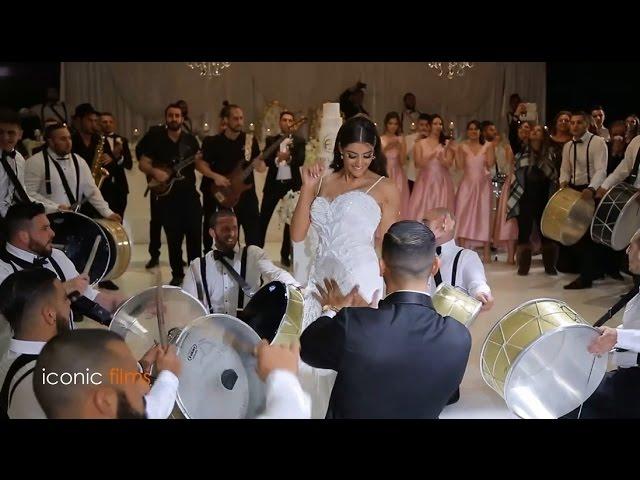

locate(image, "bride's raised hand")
[[300, 162, 326, 192]]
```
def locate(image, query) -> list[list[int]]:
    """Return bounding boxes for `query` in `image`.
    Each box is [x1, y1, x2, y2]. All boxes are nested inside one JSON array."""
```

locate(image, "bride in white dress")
[[290, 115, 400, 418]]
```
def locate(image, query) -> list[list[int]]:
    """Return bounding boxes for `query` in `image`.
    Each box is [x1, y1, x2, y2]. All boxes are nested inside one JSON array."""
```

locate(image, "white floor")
[[83, 242, 632, 419]]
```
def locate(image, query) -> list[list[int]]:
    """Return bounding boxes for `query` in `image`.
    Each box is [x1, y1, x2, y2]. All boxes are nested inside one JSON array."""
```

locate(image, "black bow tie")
[[106, 133, 116, 138], [33, 256, 49, 267], [436, 246, 442, 255], [3, 150, 16, 160], [573, 139, 583, 144], [56, 156, 69, 161], [213, 250, 235, 261]]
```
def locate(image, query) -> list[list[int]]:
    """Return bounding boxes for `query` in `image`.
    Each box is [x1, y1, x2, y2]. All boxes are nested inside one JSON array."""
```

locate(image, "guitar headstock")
[[290, 116, 308, 132]]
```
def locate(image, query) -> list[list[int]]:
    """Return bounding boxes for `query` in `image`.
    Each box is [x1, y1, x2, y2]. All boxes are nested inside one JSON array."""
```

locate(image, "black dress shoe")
[[608, 272, 625, 281], [281, 257, 291, 267], [98, 280, 119, 290], [170, 277, 184, 287], [145, 258, 159, 269], [564, 278, 593, 290]]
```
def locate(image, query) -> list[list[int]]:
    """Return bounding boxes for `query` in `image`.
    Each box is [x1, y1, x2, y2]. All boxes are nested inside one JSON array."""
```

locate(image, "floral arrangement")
[[304, 137, 320, 166], [278, 190, 301, 225]]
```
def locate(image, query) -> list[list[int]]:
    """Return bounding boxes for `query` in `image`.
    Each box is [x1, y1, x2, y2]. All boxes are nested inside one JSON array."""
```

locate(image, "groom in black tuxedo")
[[300, 220, 471, 419]]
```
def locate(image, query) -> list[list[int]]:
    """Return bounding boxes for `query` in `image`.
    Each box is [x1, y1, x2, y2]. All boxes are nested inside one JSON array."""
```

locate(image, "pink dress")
[[455, 143, 492, 242], [382, 136, 411, 220], [408, 140, 455, 220]]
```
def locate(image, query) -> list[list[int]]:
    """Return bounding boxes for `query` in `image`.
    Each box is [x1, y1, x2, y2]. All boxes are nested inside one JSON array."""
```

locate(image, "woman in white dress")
[[290, 115, 400, 418]]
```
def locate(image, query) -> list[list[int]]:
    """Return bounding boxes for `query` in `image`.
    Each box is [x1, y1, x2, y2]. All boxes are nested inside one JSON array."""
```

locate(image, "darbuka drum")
[[431, 283, 482, 327], [541, 187, 595, 246], [480, 298, 607, 419], [95, 219, 131, 280], [109, 286, 207, 360], [173, 314, 266, 419], [48, 211, 110, 285], [591, 182, 640, 250], [240, 281, 304, 345]]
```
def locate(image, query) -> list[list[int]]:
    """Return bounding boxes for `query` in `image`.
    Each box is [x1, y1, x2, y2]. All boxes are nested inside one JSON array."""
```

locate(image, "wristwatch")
[[322, 304, 340, 314], [586, 187, 596, 195]]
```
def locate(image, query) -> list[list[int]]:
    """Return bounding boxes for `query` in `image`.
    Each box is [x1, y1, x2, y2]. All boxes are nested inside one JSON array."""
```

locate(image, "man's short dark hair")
[[4, 201, 45, 239], [99, 112, 114, 118], [418, 113, 431, 122], [44, 123, 68, 140], [224, 104, 242, 119], [572, 111, 590, 121], [480, 120, 495, 131], [208, 208, 237, 229], [280, 111, 294, 120], [164, 103, 183, 117], [0, 107, 21, 127], [591, 105, 605, 113], [73, 103, 99, 119], [382, 221, 436, 279], [0, 269, 58, 335], [33, 329, 126, 419]]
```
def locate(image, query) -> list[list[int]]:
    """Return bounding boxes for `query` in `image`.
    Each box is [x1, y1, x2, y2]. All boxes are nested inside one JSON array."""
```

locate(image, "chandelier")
[[428, 62, 473, 79], [186, 62, 231, 78]]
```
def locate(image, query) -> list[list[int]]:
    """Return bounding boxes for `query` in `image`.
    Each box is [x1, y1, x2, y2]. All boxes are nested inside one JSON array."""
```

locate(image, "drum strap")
[[0, 151, 30, 204], [43, 149, 80, 205], [0, 354, 38, 420], [238, 246, 248, 311], [210, 246, 251, 312], [572, 135, 594, 185], [626, 147, 640, 185], [451, 249, 464, 287], [199, 255, 213, 314], [0, 248, 65, 281]]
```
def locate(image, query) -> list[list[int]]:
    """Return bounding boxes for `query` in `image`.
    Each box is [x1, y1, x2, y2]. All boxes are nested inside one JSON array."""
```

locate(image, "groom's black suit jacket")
[[300, 291, 471, 419]]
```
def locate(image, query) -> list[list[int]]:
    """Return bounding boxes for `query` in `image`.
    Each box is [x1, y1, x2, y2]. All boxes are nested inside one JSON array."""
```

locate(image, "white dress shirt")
[[0, 242, 99, 300], [600, 136, 640, 191], [596, 126, 610, 142], [401, 110, 420, 139], [427, 239, 491, 298], [0, 339, 46, 418], [24, 148, 114, 217], [559, 131, 608, 189], [183, 245, 301, 316], [612, 287, 640, 368], [256, 370, 311, 419], [0, 150, 30, 217], [404, 133, 420, 182], [144, 370, 179, 419]]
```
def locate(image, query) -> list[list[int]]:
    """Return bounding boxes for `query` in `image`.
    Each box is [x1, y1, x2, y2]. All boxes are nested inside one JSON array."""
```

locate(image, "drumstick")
[[155, 268, 168, 348], [83, 236, 102, 275]]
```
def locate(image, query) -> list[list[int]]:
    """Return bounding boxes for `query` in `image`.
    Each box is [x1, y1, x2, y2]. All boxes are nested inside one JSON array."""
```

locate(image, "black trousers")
[[260, 179, 295, 259], [148, 193, 163, 260], [101, 183, 128, 219], [202, 188, 261, 254], [516, 182, 550, 246], [567, 184, 599, 282], [562, 367, 640, 418], [160, 194, 202, 279]]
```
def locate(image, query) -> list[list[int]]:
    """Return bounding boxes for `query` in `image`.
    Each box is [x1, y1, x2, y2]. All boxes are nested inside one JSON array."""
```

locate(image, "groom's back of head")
[[382, 221, 436, 280]]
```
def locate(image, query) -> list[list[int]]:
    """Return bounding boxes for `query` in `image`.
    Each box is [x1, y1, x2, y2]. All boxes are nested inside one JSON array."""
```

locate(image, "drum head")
[[48, 211, 110, 285], [505, 324, 607, 419], [432, 283, 482, 327], [610, 190, 640, 250], [109, 286, 207, 360], [175, 314, 266, 419], [241, 281, 288, 343]]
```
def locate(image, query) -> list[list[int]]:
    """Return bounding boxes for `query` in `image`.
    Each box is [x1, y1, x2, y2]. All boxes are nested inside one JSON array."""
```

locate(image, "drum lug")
[[167, 327, 182, 344]]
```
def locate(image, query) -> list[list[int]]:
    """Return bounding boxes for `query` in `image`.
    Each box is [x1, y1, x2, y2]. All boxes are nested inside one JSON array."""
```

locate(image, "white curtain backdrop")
[[62, 62, 546, 140]]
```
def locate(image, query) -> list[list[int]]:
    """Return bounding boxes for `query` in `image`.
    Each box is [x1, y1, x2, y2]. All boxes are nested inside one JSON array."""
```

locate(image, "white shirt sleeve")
[[588, 136, 609, 190], [559, 142, 571, 185], [24, 153, 60, 213], [144, 370, 179, 419], [252, 246, 301, 287], [256, 370, 311, 419], [461, 250, 491, 298], [78, 158, 114, 218], [51, 249, 99, 300], [601, 136, 640, 191], [615, 329, 640, 353]]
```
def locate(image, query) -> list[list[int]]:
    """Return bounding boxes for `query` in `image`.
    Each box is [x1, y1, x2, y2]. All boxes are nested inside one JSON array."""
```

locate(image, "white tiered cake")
[[317, 102, 343, 168]]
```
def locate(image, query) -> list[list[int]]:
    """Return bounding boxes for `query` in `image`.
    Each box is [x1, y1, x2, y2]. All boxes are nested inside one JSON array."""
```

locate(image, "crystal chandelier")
[[186, 62, 231, 78], [428, 62, 473, 80]]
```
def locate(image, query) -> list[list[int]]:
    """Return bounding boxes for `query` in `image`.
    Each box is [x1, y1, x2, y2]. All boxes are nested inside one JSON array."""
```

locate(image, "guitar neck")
[[173, 155, 195, 173], [241, 134, 286, 181]]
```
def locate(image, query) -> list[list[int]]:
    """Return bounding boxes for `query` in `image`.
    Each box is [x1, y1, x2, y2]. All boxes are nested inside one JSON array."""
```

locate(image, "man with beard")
[[33, 329, 181, 419], [0, 202, 123, 315], [137, 103, 202, 285], [197, 104, 265, 252], [0, 269, 71, 418]]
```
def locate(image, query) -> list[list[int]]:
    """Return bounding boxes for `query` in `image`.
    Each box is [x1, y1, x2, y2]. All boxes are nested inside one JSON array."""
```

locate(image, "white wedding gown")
[[299, 180, 384, 418]]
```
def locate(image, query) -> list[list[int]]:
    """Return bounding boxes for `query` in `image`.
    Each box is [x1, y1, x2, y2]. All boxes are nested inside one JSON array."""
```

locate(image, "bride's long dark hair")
[[330, 114, 387, 177]]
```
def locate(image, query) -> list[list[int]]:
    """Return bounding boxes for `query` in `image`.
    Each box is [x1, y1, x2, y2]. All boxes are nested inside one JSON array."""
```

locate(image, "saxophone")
[[91, 134, 110, 188]]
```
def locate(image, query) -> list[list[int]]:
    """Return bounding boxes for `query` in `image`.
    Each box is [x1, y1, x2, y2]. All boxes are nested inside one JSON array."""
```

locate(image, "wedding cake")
[[317, 102, 343, 168]]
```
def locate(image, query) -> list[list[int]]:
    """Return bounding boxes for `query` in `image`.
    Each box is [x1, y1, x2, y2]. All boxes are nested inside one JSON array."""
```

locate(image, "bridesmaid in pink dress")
[[454, 120, 495, 263], [380, 112, 411, 219], [408, 114, 456, 220], [491, 132, 518, 264]]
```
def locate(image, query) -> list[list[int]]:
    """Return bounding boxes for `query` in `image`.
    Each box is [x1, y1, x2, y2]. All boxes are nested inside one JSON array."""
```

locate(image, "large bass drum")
[[431, 282, 482, 327], [591, 182, 640, 250], [240, 281, 304, 345], [48, 211, 110, 285], [172, 314, 266, 419], [480, 298, 607, 419], [95, 218, 131, 280], [109, 286, 207, 360], [540, 187, 595, 246]]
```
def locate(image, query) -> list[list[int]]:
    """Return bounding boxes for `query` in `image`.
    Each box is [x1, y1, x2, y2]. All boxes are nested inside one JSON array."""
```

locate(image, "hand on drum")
[[58, 204, 72, 211], [596, 187, 607, 199], [588, 326, 618, 355], [255, 339, 300, 382], [155, 344, 182, 377], [63, 274, 90, 295], [106, 213, 122, 223], [581, 188, 595, 201], [475, 292, 495, 311], [139, 344, 161, 374]]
